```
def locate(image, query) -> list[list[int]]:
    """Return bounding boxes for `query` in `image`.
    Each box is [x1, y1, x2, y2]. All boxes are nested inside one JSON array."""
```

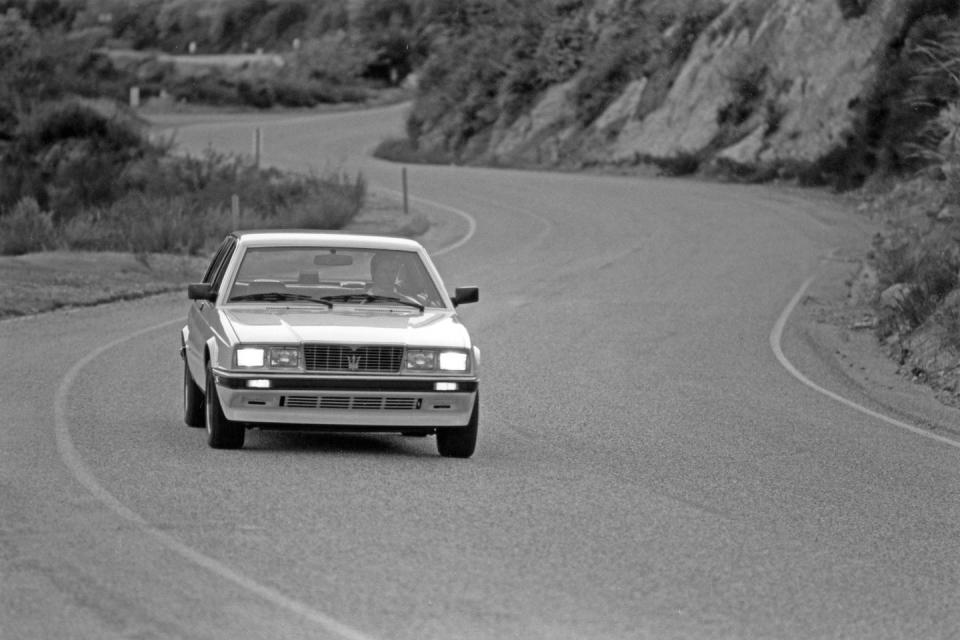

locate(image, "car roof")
[[231, 230, 425, 252]]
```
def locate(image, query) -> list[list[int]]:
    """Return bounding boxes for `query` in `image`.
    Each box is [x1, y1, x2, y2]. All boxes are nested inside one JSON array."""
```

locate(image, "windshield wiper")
[[319, 293, 424, 312], [230, 292, 333, 307]]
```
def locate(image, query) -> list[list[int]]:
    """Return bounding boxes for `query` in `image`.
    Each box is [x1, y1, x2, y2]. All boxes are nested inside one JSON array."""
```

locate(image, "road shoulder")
[[780, 247, 960, 442]]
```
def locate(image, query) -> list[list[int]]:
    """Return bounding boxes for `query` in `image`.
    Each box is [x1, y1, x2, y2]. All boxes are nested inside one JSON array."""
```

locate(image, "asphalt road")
[[3, 104, 960, 640]]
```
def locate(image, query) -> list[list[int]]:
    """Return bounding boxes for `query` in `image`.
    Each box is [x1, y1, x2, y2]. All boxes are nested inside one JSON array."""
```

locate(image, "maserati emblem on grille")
[[346, 353, 361, 370]]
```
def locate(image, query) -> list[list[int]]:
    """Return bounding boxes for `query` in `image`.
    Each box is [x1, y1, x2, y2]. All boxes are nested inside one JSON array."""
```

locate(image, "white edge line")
[[51, 198, 478, 639], [373, 186, 478, 256], [771, 276, 960, 450], [54, 319, 378, 640]]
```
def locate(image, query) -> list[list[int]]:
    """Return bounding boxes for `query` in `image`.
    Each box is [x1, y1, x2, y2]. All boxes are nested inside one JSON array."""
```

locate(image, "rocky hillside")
[[400, 0, 958, 189]]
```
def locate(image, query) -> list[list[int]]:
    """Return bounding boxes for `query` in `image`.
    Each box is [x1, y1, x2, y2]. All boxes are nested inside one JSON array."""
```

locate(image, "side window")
[[202, 238, 232, 284], [210, 240, 237, 290]]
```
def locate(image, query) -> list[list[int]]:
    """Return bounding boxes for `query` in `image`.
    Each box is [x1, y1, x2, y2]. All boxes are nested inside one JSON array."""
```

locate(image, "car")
[[179, 230, 480, 457]]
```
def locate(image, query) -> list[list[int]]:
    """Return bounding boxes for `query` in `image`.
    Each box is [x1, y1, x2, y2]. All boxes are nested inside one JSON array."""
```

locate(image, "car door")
[[186, 237, 237, 379]]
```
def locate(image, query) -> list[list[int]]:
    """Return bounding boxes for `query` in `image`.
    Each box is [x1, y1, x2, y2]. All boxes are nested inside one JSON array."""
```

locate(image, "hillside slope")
[[402, 0, 958, 188]]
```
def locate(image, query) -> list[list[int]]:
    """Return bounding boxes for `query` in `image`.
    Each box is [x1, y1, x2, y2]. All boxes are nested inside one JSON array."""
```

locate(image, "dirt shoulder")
[[782, 242, 960, 439], [0, 188, 454, 320]]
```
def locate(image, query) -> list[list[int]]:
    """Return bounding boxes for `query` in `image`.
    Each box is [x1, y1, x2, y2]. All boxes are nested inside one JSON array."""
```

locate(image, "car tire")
[[205, 362, 245, 449], [184, 359, 205, 428], [436, 393, 478, 458]]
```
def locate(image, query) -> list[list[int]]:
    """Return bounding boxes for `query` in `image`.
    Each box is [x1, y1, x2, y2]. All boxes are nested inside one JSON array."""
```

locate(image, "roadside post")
[[129, 86, 140, 108], [231, 194, 240, 230], [253, 128, 262, 168], [402, 167, 409, 215]]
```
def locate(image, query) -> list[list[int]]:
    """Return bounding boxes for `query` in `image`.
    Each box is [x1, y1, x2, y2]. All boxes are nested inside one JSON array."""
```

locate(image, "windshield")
[[226, 246, 446, 308]]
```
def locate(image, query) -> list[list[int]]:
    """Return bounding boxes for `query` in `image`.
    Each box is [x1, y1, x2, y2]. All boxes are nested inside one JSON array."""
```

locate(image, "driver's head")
[[370, 252, 404, 289]]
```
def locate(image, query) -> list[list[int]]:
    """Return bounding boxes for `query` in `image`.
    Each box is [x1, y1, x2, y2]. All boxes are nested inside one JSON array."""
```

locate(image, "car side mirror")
[[452, 286, 479, 307], [187, 283, 218, 302]]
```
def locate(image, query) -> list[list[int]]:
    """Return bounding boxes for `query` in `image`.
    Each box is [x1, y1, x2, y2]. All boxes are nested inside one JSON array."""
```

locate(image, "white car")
[[180, 230, 480, 457]]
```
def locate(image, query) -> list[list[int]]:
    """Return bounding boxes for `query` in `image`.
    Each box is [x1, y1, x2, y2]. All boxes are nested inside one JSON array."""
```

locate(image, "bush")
[[573, 38, 643, 126], [169, 73, 238, 106], [16, 100, 143, 153], [0, 197, 57, 255], [237, 79, 276, 108], [59, 195, 226, 255], [1, 101, 153, 215]]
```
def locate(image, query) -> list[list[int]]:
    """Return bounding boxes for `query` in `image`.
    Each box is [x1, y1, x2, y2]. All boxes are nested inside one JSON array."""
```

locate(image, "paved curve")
[[3, 105, 960, 639]]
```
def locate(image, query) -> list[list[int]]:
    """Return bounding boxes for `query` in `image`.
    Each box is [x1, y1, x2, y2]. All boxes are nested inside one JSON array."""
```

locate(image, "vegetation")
[[376, 0, 723, 164], [862, 24, 960, 390], [0, 102, 366, 256], [2, 0, 960, 394], [0, 5, 366, 257], [0, 0, 433, 112]]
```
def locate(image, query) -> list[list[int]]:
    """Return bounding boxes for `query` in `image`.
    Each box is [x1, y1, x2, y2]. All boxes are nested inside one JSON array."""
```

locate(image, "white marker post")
[[253, 128, 262, 169], [402, 167, 409, 215], [232, 194, 240, 230]]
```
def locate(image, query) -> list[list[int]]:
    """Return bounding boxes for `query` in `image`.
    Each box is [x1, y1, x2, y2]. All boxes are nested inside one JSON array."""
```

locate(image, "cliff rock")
[[408, 0, 956, 182]]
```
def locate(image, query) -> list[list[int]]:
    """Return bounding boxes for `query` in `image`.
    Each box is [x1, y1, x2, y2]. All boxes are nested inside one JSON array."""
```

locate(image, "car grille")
[[303, 344, 404, 373], [283, 395, 420, 410]]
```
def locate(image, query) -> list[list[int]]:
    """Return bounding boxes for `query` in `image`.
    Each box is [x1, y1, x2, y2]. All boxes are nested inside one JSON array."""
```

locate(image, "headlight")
[[405, 349, 437, 370], [405, 349, 469, 372], [236, 346, 300, 369], [268, 347, 299, 368], [439, 350, 469, 371], [236, 347, 265, 367]]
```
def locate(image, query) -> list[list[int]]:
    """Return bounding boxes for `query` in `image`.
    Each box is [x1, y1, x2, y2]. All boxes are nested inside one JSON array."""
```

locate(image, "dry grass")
[[0, 190, 431, 319]]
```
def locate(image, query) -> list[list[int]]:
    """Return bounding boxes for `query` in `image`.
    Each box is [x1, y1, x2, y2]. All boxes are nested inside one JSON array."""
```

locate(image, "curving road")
[[3, 104, 960, 639]]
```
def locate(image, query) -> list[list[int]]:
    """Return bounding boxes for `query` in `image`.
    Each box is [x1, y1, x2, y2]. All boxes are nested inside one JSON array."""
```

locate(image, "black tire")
[[205, 362, 244, 449], [436, 393, 478, 458], [184, 359, 205, 428]]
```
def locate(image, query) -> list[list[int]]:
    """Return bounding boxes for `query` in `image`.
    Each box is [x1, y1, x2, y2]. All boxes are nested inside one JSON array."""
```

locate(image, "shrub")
[[0, 197, 57, 255], [2, 100, 153, 215], [573, 38, 643, 126], [653, 152, 702, 177], [372, 136, 456, 164], [836, 0, 872, 19], [272, 79, 318, 107], [237, 79, 276, 108], [16, 100, 144, 153], [169, 73, 238, 106]]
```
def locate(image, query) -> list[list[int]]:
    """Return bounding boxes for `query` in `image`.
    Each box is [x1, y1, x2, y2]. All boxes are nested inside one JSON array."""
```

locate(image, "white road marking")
[[54, 319, 379, 640], [372, 186, 478, 256], [771, 275, 960, 450]]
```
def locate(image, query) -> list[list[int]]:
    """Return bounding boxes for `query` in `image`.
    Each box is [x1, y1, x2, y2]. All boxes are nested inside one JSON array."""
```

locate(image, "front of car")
[[181, 231, 480, 456]]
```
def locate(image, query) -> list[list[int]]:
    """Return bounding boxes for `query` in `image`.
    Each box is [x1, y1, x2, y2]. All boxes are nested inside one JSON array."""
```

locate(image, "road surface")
[[3, 104, 960, 639]]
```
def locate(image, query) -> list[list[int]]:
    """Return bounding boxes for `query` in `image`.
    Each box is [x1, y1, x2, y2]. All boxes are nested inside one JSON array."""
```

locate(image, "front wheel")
[[183, 358, 205, 428], [205, 362, 244, 449], [436, 393, 478, 458]]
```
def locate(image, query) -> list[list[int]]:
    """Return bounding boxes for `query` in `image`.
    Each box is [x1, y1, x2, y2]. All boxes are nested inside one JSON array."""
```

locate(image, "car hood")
[[220, 306, 472, 348]]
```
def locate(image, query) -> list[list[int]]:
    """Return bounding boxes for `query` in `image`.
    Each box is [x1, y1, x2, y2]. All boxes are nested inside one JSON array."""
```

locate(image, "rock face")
[[416, 0, 947, 179], [606, 0, 903, 168]]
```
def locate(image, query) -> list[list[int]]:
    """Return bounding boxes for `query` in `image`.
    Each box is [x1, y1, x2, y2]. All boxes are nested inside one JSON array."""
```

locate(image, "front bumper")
[[213, 371, 477, 429]]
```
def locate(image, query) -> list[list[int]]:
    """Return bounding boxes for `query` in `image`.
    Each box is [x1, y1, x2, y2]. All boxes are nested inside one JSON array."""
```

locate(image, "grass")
[[1, 140, 367, 257], [0, 189, 432, 320]]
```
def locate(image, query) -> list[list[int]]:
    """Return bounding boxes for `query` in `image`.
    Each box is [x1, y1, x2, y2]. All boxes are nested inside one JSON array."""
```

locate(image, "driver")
[[369, 252, 420, 298]]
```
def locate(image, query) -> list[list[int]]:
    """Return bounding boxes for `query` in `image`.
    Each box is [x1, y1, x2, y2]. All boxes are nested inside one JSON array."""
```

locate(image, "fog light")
[[247, 379, 271, 389], [434, 382, 458, 392]]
